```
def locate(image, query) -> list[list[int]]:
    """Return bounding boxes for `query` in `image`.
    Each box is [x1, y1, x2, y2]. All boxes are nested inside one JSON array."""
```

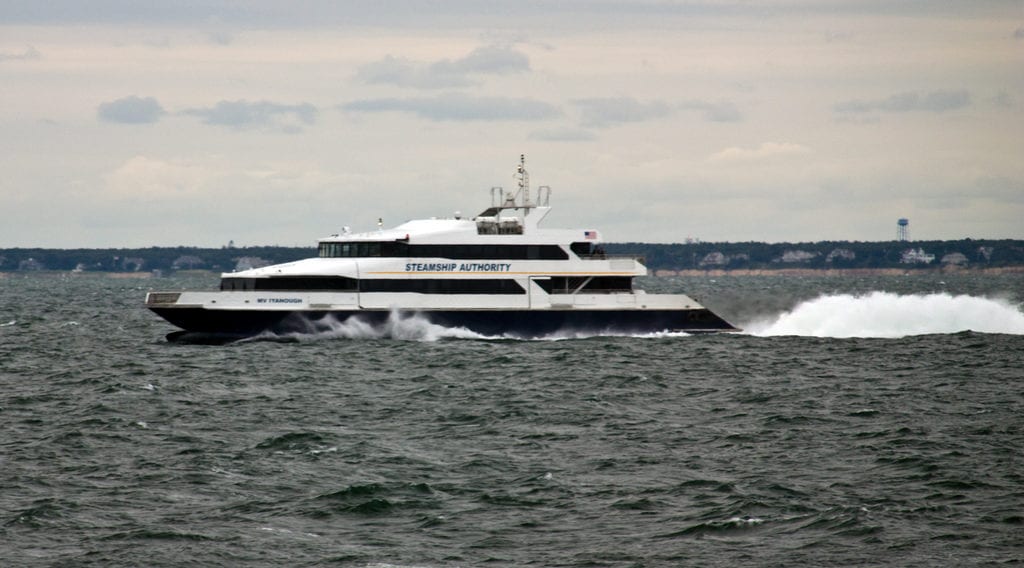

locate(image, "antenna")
[[515, 154, 530, 207]]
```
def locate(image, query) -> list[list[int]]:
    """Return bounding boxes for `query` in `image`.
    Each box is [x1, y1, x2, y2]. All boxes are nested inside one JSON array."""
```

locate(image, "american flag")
[[584, 230, 596, 239]]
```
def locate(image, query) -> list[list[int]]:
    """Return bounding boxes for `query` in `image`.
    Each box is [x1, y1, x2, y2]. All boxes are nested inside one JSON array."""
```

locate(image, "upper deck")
[[317, 155, 601, 250], [228, 155, 642, 278]]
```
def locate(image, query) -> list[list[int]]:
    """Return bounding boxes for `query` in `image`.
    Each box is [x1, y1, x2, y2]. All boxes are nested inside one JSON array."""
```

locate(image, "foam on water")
[[261, 309, 490, 342], [521, 329, 692, 341], [745, 292, 1024, 338], [232, 292, 1024, 342], [248, 309, 695, 343]]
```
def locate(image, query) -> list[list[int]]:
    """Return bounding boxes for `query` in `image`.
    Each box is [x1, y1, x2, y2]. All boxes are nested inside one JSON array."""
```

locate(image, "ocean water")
[[1, 272, 1023, 566]]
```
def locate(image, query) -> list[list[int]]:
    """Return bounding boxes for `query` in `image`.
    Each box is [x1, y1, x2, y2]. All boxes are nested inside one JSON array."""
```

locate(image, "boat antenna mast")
[[492, 154, 548, 216], [515, 153, 531, 208], [477, 155, 550, 234]]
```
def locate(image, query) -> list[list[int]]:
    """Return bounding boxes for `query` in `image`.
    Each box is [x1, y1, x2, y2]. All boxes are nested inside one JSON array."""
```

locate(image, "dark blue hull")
[[151, 306, 737, 342]]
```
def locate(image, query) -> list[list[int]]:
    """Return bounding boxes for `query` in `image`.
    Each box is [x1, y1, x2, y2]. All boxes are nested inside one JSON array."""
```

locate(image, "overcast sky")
[[2, 1, 1021, 247]]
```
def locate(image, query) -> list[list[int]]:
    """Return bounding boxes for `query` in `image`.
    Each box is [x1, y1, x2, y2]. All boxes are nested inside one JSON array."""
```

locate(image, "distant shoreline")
[[3, 240, 1023, 273], [655, 266, 1024, 277], [0, 271, 157, 279]]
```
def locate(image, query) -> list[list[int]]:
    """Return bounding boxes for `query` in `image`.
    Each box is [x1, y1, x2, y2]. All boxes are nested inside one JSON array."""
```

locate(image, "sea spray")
[[272, 309, 488, 342], [746, 292, 1024, 338], [240, 309, 701, 343], [207, 293, 1024, 343]]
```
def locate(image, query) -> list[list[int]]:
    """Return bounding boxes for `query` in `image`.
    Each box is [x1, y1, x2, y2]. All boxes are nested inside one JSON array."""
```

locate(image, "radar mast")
[[516, 153, 531, 208], [477, 155, 551, 234]]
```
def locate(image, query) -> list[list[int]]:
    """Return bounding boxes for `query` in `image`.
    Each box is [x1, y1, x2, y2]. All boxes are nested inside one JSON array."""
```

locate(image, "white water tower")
[[897, 218, 909, 241]]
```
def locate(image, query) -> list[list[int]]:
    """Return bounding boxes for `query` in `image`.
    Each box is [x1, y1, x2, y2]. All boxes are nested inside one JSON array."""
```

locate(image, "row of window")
[[221, 276, 356, 291], [220, 275, 634, 294], [362, 279, 525, 295], [534, 276, 633, 294], [220, 277, 526, 295], [317, 242, 569, 260]]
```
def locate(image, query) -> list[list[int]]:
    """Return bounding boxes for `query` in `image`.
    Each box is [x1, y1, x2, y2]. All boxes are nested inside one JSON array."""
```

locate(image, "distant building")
[[121, 257, 145, 272], [698, 252, 728, 267], [774, 250, 819, 263], [900, 248, 935, 264], [172, 255, 206, 270], [19, 258, 45, 271], [941, 252, 968, 266], [826, 248, 856, 263]]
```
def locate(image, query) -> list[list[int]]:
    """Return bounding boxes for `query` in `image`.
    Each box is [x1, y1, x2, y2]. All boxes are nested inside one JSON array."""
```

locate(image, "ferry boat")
[[146, 156, 737, 341]]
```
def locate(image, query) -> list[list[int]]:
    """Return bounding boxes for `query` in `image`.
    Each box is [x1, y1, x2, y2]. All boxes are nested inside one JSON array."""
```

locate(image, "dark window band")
[[534, 276, 633, 294], [359, 279, 524, 294], [221, 276, 358, 291], [220, 276, 524, 294], [318, 242, 567, 260]]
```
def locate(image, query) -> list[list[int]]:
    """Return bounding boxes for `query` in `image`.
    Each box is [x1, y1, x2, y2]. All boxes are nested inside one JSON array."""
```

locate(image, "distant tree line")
[[1, 239, 1022, 273], [605, 239, 1024, 271], [0, 246, 315, 273]]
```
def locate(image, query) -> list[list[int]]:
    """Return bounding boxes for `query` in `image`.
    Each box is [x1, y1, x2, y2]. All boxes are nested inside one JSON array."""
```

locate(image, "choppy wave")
[[745, 292, 1024, 338], [513, 329, 692, 341], [4, 273, 1024, 566]]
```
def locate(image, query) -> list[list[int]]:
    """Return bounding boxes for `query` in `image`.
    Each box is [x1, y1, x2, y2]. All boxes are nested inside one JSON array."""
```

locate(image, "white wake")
[[247, 310, 692, 343], [745, 292, 1024, 338], [253, 310, 489, 342]]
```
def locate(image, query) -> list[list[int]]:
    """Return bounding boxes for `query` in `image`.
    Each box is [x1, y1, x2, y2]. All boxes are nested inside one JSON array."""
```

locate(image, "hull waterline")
[[151, 306, 738, 343]]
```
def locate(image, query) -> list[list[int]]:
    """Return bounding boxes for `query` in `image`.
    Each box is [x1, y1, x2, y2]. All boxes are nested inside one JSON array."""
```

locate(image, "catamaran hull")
[[150, 306, 737, 342]]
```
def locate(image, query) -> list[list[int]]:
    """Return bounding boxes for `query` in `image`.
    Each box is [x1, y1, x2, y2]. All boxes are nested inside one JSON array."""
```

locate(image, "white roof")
[[319, 206, 600, 245]]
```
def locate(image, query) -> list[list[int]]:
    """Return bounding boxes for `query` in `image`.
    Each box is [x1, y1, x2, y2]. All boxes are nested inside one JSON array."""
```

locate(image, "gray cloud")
[[834, 90, 971, 114], [356, 44, 530, 89], [572, 97, 672, 128], [1014, 27, 1024, 39], [97, 95, 165, 124], [0, 46, 40, 62], [453, 44, 529, 74], [183, 100, 317, 132], [680, 99, 743, 122], [342, 93, 559, 121], [357, 56, 470, 89]]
